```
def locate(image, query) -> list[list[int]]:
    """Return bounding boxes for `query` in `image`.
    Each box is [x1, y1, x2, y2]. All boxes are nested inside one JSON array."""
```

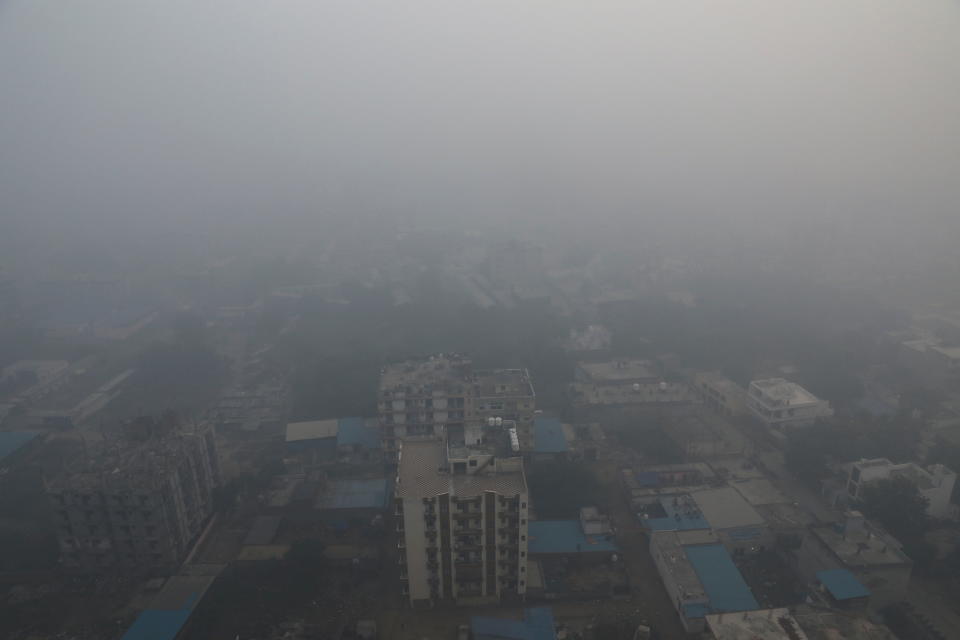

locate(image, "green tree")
[[858, 476, 929, 541]]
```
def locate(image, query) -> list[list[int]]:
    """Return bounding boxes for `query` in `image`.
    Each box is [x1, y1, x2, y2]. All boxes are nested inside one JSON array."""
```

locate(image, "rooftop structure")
[[286, 419, 339, 443], [471, 607, 556, 640], [120, 570, 221, 640], [691, 487, 766, 530], [527, 520, 617, 555], [396, 439, 526, 499], [572, 359, 692, 406], [793, 609, 897, 640], [533, 416, 568, 455], [797, 511, 911, 608], [705, 608, 809, 640], [815, 569, 870, 602], [641, 495, 711, 532], [650, 530, 759, 633], [746, 378, 833, 431], [693, 371, 748, 418]]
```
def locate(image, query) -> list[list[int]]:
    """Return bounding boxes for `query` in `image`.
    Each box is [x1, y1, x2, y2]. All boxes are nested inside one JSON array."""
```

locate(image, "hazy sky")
[[2, 0, 959, 248]]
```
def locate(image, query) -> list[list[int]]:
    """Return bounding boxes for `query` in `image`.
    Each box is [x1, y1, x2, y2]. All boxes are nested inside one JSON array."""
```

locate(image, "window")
[[469, 459, 478, 467], [521, 502, 526, 509], [521, 535, 526, 541]]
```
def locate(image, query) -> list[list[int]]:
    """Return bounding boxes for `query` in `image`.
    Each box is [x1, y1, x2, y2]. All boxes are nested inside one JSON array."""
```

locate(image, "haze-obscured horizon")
[[2, 0, 959, 298]]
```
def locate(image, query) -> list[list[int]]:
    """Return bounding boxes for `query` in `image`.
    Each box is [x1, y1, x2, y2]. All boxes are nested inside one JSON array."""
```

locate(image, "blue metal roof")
[[533, 417, 568, 454], [472, 607, 556, 640], [817, 569, 871, 601], [121, 609, 192, 640], [682, 602, 710, 619], [336, 417, 380, 450], [635, 471, 660, 487], [0, 431, 40, 462], [528, 520, 618, 554], [684, 544, 759, 613], [644, 497, 710, 532], [317, 477, 389, 510]]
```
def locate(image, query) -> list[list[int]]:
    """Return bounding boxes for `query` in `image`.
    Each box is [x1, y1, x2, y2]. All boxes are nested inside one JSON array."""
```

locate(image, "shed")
[[527, 520, 618, 555], [817, 568, 871, 602]]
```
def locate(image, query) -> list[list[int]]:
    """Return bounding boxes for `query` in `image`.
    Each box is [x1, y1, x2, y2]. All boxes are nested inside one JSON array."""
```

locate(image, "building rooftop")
[[471, 607, 556, 640], [316, 477, 389, 511], [816, 569, 871, 601], [285, 419, 338, 443], [643, 495, 711, 532], [336, 417, 380, 449], [793, 610, 896, 640], [810, 522, 909, 567], [691, 487, 766, 530], [750, 378, 822, 407], [706, 608, 809, 640], [527, 520, 618, 554], [729, 478, 789, 506], [379, 354, 473, 393], [396, 439, 527, 499], [121, 573, 219, 640], [577, 359, 658, 382], [533, 417, 568, 454], [685, 544, 760, 613], [0, 430, 41, 463], [473, 369, 534, 398]]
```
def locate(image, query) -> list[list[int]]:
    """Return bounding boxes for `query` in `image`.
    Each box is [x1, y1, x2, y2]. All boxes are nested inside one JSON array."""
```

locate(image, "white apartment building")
[[846, 458, 956, 519], [395, 438, 529, 606], [378, 355, 535, 456], [746, 378, 833, 431]]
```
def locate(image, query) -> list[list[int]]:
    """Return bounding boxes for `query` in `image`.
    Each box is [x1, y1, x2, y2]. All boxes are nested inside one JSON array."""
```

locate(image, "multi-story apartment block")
[[47, 420, 220, 573], [394, 438, 529, 606], [378, 355, 535, 457], [745, 378, 833, 432]]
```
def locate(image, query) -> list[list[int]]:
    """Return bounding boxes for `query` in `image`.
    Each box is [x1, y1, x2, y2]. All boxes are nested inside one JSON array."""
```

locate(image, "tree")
[[858, 476, 929, 541]]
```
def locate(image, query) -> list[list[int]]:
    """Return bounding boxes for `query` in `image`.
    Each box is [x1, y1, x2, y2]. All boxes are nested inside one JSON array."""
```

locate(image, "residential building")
[[844, 458, 956, 519], [650, 529, 759, 633], [394, 438, 529, 606], [745, 378, 833, 432], [47, 420, 220, 573], [378, 355, 535, 456], [689, 487, 771, 554], [794, 511, 912, 609], [705, 608, 809, 640], [693, 372, 747, 418], [571, 359, 691, 406]]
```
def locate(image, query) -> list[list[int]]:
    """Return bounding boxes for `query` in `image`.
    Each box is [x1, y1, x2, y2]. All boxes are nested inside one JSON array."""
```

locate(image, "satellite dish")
[[495, 417, 503, 427], [632, 383, 641, 392], [659, 381, 668, 391]]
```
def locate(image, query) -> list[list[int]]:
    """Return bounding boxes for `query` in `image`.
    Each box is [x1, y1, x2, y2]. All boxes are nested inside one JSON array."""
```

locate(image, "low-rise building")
[[693, 372, 747, 418], [844, 458, 956, 519], [746, 378, 833, 432], [531, 416, 569, 461], [470, 607, 556, 640], [395, 438, 528, 606], [650, 529, 759, 633], [690, 487, 771, 554], [794, 511, 911, 609], [572, 359, 691, 406], [705, 608, 808, 640]]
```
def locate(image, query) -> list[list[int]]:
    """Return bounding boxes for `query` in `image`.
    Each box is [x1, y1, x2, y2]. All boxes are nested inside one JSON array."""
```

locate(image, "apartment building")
[[378, 354, 535, 456], [571, 359, 691, 406], [394, 438, 529, 606], [746, 378, 833, 432], [47, 420, 220, 573]]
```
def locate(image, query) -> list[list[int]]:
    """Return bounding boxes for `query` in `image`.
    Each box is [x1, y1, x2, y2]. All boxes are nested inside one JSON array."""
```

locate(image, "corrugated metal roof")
[[817, 568, 871, 601], [528, 520, 618, 554], [337, 417, 380, 449], [0, 430, 40, 462], [121, 609, 192, 640], [533, 417, 568, 454], [684, 544, 759, 613], [472, 607, 556, 640], [285, 419, 338, 442]]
